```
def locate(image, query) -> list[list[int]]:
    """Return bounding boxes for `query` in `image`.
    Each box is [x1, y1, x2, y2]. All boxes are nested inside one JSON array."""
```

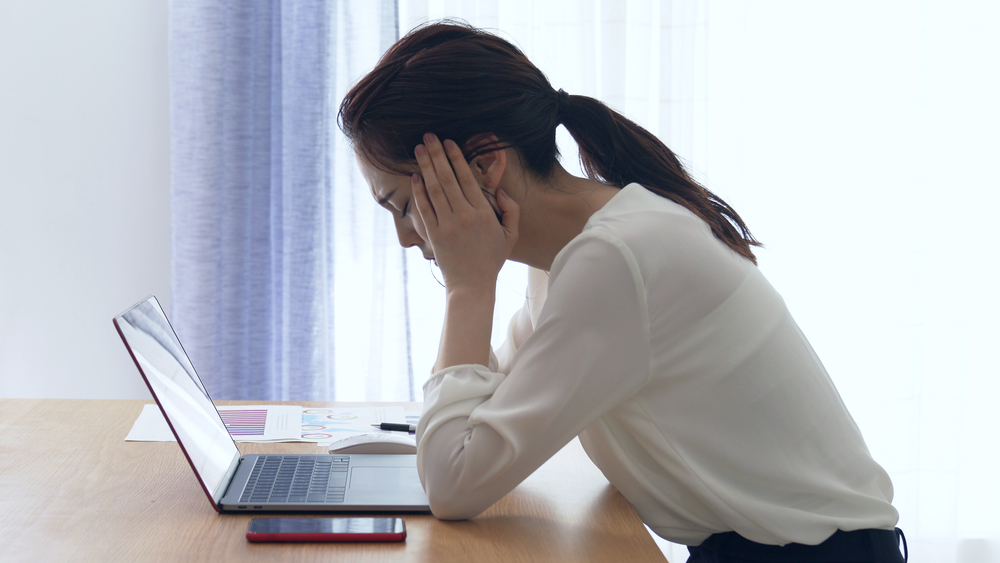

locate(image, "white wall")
[[0, 0, 169, 399]]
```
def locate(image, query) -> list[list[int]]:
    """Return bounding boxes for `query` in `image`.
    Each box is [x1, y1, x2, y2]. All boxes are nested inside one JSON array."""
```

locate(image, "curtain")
[[169, 0, 407, 401], [168, 0, 706, 411]]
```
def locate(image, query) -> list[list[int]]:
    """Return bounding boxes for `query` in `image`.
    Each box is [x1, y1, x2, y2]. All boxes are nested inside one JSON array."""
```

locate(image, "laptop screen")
[[114, 296, 239, 504]]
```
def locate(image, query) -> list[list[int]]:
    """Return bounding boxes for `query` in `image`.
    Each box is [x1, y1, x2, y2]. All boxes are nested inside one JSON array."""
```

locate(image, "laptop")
[[113, 295, 430, 513]]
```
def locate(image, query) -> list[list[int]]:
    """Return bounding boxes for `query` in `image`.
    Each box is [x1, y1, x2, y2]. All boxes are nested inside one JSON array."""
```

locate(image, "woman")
[[339, 21, 906, 563]]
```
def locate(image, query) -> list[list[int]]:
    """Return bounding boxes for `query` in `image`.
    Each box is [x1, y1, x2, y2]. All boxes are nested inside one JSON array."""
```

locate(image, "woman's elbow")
[[425, 486, 491, 520]]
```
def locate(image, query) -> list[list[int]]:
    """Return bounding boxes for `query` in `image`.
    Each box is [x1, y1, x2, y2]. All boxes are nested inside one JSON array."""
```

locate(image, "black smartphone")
[[246, 517, 406, 543]]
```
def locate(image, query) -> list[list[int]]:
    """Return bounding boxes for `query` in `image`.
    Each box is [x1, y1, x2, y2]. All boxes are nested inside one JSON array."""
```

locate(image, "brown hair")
[[339, 20, 761, 263]]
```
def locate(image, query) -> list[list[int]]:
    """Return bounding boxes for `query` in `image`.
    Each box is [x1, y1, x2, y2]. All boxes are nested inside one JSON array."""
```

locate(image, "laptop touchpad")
[[349, 466, 420, 489]]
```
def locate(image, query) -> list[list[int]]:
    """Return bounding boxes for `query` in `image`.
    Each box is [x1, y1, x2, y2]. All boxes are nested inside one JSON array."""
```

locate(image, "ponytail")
[[340, 20, 760, 264], [558, 92, 761, 264]]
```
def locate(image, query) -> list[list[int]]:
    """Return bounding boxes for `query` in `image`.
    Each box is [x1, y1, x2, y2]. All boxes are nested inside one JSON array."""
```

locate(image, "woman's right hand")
[[410, 132, 520, 293]]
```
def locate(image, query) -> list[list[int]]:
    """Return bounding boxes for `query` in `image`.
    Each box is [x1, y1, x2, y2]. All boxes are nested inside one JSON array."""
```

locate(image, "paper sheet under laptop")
[[125, 404, 407, 444]]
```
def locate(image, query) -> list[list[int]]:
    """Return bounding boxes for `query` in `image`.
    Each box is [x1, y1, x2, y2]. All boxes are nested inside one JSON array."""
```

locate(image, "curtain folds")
[[169, 0, 402, 401], [169, 0, 704, 406]]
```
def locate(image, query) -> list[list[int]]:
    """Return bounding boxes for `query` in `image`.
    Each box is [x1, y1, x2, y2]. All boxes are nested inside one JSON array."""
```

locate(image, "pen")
[[372, 422, 417, 433]]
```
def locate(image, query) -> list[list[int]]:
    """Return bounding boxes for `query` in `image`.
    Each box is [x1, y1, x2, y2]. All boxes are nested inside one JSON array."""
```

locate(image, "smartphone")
[[246, 517, 406, 543]]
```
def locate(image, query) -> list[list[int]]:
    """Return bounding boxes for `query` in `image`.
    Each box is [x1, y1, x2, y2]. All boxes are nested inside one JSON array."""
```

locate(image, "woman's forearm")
[[433, 285, 496, 372]]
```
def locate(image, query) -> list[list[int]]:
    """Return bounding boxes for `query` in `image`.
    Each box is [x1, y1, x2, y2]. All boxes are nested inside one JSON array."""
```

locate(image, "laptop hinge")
[[215, 454, 244, 505]]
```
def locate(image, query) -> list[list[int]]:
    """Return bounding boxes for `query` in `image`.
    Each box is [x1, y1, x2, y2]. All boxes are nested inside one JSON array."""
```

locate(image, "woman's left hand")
[[411, 133, 520, 292]]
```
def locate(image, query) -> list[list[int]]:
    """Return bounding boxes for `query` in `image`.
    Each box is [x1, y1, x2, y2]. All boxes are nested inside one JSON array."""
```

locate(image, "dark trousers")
[[687, 528, 908, 563]]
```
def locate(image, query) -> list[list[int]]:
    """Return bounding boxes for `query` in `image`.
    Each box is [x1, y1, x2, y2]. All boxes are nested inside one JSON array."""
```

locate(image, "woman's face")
[[356, 153, 433, 260]]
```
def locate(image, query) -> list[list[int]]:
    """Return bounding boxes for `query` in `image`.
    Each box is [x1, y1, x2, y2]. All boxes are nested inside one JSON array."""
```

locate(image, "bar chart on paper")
[[218, 409, 267, 436], [125, 404, 302, 442]]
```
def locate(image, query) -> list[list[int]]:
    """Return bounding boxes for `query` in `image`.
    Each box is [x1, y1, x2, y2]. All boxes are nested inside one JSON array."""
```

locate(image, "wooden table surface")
[[0, 399, 667, 562]]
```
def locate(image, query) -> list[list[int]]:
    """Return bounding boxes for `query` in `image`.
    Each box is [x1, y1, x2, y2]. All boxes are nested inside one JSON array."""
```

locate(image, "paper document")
[[218, 405, 303, 442], [125, 404, 176, 441], [125, 404, 302, 442], [125, 404, 409, 444], [301, 406, 407, 446]]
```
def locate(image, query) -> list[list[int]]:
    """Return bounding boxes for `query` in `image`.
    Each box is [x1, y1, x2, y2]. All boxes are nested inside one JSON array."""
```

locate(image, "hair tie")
[[556, 89, 571, 122]]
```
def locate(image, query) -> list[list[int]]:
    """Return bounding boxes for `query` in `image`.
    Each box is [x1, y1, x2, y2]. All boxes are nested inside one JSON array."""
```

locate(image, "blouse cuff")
[[417, 363, 506, 445]]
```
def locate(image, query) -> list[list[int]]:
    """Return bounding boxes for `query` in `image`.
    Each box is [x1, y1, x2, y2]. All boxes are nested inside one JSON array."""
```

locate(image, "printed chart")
[[299, 406, 406, 445], [218, 409, 267, 436], [124, 404, 302, 442]]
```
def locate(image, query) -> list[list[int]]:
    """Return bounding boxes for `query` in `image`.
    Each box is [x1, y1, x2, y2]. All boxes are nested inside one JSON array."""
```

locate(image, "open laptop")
[[113, 295, 429, 513]]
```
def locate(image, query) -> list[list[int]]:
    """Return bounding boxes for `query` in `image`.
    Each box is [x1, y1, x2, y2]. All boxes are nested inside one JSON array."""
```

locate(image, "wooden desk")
[[0, 399, 667, 562]]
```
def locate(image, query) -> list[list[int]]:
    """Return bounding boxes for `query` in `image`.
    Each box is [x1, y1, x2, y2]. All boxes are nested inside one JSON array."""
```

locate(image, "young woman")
[[339, 21, 906, 563]]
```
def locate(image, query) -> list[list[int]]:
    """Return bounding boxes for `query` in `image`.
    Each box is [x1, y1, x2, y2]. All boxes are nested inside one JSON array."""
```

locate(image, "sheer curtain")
[[169, 0, 707, 408], [169, 0, 407, 401]]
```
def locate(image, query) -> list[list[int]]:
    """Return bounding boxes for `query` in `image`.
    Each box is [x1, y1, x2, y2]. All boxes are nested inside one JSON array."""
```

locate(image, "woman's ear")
[[465, 133, 506, 191]]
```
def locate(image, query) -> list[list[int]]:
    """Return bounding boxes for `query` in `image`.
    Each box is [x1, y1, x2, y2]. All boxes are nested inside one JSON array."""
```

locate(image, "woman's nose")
[[395, 221, 422, 249]]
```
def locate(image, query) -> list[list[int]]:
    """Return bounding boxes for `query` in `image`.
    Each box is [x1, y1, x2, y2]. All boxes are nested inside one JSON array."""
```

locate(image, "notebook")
[[113, 295, 429, 513]]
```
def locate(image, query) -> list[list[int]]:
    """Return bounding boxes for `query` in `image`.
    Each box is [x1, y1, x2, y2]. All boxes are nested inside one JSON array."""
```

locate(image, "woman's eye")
[[401, 201, 409, 218]]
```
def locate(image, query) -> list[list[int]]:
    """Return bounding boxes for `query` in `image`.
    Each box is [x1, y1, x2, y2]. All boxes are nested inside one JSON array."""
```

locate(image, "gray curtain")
[[169, 0, 404, 400]]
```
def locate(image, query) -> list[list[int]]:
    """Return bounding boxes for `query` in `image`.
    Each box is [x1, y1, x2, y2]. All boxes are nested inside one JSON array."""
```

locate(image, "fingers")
[[415, 133, 488, 213], [414, 143, 452, 216], [442, 139, 483, 205], [410, 172, 437, 229], [415, 134, 461, 214]]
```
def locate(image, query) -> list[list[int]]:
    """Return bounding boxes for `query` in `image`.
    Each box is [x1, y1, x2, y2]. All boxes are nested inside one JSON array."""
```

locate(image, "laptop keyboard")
[[239, 455, 349, 504]]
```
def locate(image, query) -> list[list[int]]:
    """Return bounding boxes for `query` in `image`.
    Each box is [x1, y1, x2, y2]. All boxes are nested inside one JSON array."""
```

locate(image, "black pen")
[[372, 422, 417, 433]]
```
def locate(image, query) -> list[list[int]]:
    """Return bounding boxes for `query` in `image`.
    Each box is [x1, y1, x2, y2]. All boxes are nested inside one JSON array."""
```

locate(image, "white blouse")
[[415, 183, 898, 546]]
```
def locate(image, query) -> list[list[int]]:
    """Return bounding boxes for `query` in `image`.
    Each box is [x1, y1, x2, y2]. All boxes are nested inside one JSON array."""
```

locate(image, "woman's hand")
[[412, 133, 520, 292]]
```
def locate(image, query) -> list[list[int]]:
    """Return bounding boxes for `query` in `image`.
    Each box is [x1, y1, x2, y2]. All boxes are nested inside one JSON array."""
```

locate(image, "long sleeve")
[[415, 232, 651, 519]]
